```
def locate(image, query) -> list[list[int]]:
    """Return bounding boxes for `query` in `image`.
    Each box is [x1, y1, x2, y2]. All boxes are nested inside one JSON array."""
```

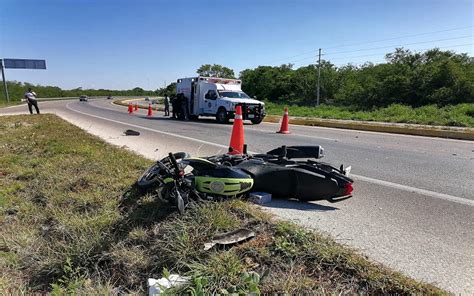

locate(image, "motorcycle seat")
[[266, 145, 324, 159]]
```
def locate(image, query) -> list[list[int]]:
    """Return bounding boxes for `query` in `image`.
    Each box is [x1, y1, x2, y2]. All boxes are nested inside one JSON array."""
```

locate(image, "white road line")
[[281, 132, 336, 142], [352, 174, 474, 206], [66, 102, 473, 207], [105, 100, 338, 141], [108, 100, 471, 144], [66, 102, 229, 150]]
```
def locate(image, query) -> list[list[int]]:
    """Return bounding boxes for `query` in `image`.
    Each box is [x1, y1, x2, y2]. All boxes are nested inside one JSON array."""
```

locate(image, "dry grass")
[[0, 114, 447, 295]]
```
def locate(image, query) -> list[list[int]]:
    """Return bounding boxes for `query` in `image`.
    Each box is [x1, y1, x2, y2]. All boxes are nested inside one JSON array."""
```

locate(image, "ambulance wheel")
[[216, 108, 229, 124], [251, 118, 263, 124]]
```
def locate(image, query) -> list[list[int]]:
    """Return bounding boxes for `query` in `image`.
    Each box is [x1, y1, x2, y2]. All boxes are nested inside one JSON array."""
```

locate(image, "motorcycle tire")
[[136, 152, 190, 189], [162, 182, 191, 214]]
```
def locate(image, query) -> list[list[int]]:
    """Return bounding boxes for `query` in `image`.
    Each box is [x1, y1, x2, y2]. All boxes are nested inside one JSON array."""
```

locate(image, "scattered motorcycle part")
[[124, 129, 140, 136], [203, 228, 255, 251], [249, 192, 272, 205]]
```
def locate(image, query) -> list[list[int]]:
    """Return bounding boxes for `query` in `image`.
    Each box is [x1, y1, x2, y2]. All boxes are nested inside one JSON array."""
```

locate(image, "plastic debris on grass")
[[204, 228, 255, 251]]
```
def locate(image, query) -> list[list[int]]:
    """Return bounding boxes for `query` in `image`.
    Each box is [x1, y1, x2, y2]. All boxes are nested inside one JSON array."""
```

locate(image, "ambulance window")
[[205, 90, 217, 100]]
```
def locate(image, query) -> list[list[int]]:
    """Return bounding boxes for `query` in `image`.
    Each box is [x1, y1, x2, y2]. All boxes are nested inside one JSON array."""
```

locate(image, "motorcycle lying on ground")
[[137, 145, 354, 213], [137, 152, 254, 214]]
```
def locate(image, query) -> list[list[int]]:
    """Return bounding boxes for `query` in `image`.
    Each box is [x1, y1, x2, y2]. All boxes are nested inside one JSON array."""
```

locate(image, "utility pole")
[[1, 59, 9, 103], [316, 48, 321, 106]]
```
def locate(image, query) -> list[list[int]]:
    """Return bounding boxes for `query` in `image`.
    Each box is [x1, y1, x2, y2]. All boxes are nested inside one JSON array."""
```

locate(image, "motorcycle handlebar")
[[168, 152, 181, 176]]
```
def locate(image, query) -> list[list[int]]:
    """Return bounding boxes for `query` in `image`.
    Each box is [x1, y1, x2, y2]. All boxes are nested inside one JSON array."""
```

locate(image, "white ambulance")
[[176, 76, 265, 124]]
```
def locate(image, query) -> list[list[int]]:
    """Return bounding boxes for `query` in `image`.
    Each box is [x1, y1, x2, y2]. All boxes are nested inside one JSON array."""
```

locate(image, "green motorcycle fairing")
[[195, 176, 254, 196], [163, 177, 174, 184], [172, 157, 254, 196], [163, 175, 253, 196]]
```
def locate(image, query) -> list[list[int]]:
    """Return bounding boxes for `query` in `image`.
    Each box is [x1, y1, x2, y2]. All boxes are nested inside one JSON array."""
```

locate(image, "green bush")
[[265, 102, 474, 127], [240, 48, 473, 108]]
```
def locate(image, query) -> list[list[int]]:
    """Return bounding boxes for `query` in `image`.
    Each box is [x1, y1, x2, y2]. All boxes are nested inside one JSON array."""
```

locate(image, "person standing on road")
[[24, 88, 40, 114], [171, 94, 178, 119], [164, 95, 170, 116], [180, 94, 189, 120]]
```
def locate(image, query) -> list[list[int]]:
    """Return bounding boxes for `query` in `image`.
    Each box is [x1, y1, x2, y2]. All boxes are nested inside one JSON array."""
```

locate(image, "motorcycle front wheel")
[[162, 183, 191, 214], [136, 152, 189, 189]]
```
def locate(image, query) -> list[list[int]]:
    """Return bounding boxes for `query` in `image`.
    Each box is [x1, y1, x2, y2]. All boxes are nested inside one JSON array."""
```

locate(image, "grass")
[[0, 114, 448, 294], [0, 100, 24, 108], [265, 102, 474, 127]]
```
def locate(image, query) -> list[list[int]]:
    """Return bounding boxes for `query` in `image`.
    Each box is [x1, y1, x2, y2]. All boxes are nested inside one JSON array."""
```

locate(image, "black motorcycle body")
[[235, 160, 352, 202], [137, 145, 354, 212], [204, 145, 353, 203]]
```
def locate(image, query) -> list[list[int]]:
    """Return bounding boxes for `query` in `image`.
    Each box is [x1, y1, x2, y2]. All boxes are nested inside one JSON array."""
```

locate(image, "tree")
[[156, 82, 176, 97], [132, 87, 144, 95], [197, 64, 236, 78]]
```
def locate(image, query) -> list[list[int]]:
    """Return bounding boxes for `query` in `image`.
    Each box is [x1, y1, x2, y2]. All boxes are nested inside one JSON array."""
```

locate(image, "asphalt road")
[[2, 99, 473, 294]]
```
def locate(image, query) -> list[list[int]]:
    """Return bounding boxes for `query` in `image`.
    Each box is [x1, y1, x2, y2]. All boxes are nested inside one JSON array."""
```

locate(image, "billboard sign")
[[3, 59, 46, 69]]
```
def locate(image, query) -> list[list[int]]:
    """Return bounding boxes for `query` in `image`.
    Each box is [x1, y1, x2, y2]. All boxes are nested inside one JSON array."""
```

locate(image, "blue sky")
[[0, 0, 472, 90]]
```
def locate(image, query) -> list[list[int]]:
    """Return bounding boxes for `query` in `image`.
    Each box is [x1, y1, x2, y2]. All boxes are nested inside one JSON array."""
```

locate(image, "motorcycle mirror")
[[278, 145, 287, 160]]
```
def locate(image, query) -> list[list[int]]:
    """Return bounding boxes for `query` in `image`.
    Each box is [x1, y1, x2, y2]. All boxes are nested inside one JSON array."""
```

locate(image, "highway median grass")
[[265, 102, 474, 128], [0, 114, 447, 294]]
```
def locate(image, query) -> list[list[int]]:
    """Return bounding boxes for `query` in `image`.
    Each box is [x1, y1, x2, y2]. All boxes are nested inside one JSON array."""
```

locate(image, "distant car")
[[79, 95, 89, 102], [145, 97, 150, 101], [107, 95, 113, 100]]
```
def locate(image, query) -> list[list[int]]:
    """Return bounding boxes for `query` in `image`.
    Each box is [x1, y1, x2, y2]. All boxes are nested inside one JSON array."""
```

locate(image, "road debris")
[[148, 275, 189, 296], [124, 129, 140, 136], [204, 228, 255, 251], [249, 192, 272, 205]]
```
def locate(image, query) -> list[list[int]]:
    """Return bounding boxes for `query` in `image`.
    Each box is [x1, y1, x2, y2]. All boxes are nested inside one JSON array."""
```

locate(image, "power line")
[[288, 36, 473, 64], [246, 26, 473, 68], [259, 51, 315, 65], [327, 43, 474, 61], [324, 35, 472, 56], [324, 25, 473, 49], [292, 47, 474, 68]]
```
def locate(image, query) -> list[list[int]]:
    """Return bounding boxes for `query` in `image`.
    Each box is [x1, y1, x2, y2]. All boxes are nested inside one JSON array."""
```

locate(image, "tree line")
[[239, 48, 473, 109], [0, 82, 157, 102], [2, 48, 472, 109]]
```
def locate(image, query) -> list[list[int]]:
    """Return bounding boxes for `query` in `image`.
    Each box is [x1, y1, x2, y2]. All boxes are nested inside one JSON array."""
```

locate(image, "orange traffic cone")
[[277, 107, 290, 134], [134, 103, 138, 111], [228, 105, 245, 155], [128, 103, 133, 114], [147, 104, 153, 117]]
